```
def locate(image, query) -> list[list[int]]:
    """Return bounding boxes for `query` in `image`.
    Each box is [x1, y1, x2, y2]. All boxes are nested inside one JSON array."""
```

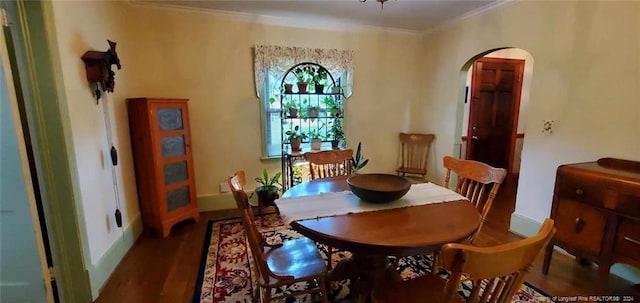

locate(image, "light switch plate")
[[219, 182, 230, 193]]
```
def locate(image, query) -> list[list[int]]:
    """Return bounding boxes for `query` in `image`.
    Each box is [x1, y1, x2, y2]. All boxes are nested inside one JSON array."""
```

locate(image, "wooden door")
[[466, 58, 524, 173]]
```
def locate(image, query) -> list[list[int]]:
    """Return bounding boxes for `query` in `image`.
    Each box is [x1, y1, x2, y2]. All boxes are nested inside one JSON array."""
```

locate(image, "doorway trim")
[[4, 1, 92, 302]]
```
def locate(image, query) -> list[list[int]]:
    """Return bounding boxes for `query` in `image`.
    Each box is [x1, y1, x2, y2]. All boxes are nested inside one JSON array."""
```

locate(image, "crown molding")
[[422, 0, 515, 36], [127, 0, 422, 36]]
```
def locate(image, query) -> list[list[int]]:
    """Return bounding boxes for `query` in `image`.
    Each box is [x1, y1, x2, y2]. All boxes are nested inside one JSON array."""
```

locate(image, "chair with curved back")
[[405, 156, 508, 274], [305, 149, 353, 180], [303, 149, 353, 269], [396, 133, 435, 183], [443, 156, 507, 243], [374, 219, 556, 303], [228, 171, 330, 303], [230, 169, 247, 189]]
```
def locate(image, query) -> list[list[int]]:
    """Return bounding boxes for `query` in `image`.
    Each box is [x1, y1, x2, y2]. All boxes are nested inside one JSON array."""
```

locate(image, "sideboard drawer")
[[555, 199, 606, 255], [556, 173, 607, 208], [612, 191, 640, 218], [615, 219, 640, 259]]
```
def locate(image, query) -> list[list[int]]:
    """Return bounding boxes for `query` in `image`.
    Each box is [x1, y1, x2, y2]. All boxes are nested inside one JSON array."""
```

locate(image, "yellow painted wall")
[[47, 0, 640, 294], [126, 4, 423, 196], [47, 0, 423, 284], [416, 1, 640, 223], [49, 0, 141, 269]]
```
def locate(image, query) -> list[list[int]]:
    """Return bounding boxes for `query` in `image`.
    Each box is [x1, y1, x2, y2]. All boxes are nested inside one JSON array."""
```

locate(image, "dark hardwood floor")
[[93, 180, 639, 303]]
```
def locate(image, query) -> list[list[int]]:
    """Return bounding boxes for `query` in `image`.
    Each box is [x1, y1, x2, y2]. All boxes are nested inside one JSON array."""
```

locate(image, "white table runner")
[[275, 182, 467, 224]]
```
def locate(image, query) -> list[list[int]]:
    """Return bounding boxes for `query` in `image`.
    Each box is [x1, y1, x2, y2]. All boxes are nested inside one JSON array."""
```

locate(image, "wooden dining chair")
[[396, 133, 435, 183], [304, 149, 353, 180], [230, 169, 247, 189], [228, 172, 330, 303], [443, 156, 507, 244], [374, 219, 556, 303], [403, 156, 508, 275], [303, 149, 354, 269]]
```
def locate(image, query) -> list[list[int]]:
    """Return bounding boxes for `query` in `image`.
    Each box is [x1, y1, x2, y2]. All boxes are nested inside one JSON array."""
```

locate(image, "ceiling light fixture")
[[360, 0, 389, 10]]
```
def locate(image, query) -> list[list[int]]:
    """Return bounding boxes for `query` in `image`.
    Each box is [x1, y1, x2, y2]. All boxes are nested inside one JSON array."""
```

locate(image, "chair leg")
[[391, 256, 400, 270], [252, 286, 260, 303], [430, 252, 439, 274], [318, 276, 330, 303], [327, 247, 333, 270], [264, 286, 271, 303]]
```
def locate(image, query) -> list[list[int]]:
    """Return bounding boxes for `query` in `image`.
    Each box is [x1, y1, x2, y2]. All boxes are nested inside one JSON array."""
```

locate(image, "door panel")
[[0, 39, 49, 303], [467, 58, 523, 171]]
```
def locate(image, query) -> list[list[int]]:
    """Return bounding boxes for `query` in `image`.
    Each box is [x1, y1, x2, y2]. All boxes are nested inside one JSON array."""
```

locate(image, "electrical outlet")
[[542, 120, 554, 134], [219, 182, 230, 193]]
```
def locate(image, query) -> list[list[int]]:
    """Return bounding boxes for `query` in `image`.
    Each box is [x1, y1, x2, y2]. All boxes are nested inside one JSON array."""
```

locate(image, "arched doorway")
[[455, 48, 534, 213]]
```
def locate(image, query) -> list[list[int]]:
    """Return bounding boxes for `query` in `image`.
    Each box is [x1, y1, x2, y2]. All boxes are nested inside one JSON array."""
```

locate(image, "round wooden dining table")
[[281, 175, 481, 303]]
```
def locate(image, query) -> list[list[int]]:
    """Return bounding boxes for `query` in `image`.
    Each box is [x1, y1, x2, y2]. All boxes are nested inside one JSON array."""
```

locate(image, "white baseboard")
[[88, 213, 143, 299]]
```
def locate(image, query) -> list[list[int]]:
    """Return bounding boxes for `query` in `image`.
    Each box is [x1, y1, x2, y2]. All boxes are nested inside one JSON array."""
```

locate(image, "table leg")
[[327, 253, 401, 303]]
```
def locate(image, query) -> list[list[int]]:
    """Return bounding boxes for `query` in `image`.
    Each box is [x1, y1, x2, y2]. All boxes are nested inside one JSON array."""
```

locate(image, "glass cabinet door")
[[161, 135, 186, 158], [155, 104, 193, 213], [157, 108, 183, 130], [166, 186, 190, 211]]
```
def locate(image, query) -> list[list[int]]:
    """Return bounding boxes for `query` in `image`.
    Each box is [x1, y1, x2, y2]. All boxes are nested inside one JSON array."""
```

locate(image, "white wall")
[[416, 1, 640, 225]]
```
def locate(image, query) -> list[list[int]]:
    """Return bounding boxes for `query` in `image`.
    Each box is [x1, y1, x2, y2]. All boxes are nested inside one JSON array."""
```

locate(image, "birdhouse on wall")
[[81, 40, 121, 102]]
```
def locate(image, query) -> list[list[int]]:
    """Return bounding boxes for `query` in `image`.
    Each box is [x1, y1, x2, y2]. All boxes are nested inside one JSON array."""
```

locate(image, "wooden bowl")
[[347, 173, 411, 203]]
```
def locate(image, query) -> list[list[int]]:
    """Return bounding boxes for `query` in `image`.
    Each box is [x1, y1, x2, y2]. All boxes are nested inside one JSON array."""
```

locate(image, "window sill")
[[260, 155, 281, 161]]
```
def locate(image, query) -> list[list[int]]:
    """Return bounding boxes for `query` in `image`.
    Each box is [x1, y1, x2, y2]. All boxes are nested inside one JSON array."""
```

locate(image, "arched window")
[[253, 45, 353, 157]]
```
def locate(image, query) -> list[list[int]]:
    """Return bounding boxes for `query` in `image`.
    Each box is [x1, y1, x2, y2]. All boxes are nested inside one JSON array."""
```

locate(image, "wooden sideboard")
[[543, 158, 640, 282]]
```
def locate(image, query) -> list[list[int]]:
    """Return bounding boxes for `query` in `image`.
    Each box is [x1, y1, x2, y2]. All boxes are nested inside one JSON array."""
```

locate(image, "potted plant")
[[312, 68, 328, 94], [283, 99, 298, 118], [253, 168, 282, 209], [328, 119, 344, 149], [283, 83, 293, 94], [285, 125, 307, 152], [294, 66, 313, 94], [350, 142, 369, 173], [322, 95, 341, 117], [308, 105, 319, 118], [300, 98, 309, 118], [308, 124, 325, 150]]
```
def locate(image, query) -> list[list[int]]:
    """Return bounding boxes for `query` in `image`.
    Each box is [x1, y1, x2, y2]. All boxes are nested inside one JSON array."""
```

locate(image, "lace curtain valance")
[[253, 45, 354, 98]]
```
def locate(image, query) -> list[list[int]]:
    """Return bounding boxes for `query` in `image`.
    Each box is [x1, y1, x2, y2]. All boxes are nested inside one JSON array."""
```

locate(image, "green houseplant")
[[283, 99, 298, 118], [350, 142, 369, 173], [294, 66, 313, 93], [322, 95, 341, 117], [285, 125, 307, 152], [312, 67, 328, 93], [328, 119, 344, 149], [253, 168, 282, 208]]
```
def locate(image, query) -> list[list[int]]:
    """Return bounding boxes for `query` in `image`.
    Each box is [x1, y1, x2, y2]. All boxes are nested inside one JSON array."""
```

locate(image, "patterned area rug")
[[193, 214, 552, 303]]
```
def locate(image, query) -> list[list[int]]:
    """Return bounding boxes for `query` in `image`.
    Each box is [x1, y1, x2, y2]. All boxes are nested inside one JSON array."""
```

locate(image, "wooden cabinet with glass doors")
[[127, 98, 199, 237], [279, 63, 345, 190]]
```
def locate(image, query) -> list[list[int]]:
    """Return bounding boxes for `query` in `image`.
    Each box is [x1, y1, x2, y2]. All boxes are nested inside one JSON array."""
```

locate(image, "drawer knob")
[[575, 188, 584, 195], [574, 217, 585, 233]]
